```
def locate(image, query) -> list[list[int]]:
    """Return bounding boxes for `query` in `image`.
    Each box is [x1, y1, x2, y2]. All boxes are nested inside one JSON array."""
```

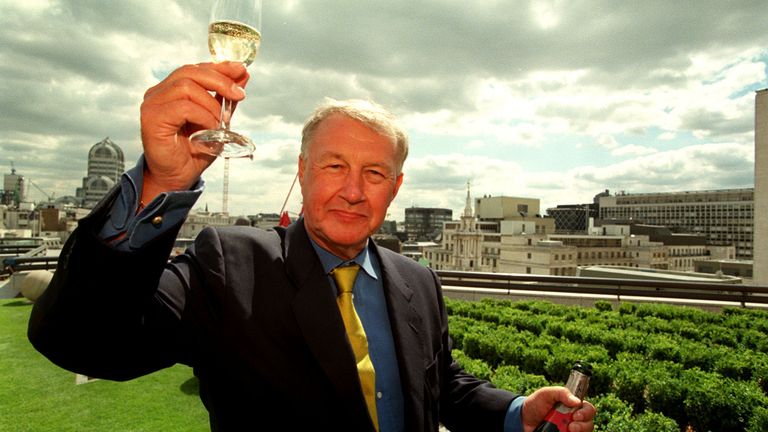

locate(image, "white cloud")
[[0, 1, 766, 218], [610, 145, 658, 157]]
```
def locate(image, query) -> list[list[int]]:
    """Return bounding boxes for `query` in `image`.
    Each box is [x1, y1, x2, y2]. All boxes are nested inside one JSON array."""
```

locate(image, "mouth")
[[330, 208, 367, 222]]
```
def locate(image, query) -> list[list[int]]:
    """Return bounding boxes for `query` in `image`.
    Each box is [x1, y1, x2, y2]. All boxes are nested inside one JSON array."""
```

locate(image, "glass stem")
[[220, 97, 234, 130]]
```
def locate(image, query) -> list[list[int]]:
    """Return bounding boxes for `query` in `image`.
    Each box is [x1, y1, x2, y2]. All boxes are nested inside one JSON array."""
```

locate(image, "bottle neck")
[[565, 369, 590, 400]]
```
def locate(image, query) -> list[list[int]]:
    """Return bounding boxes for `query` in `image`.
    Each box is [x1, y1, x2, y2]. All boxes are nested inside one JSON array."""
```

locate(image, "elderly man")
[[29, 62, 595, 432]]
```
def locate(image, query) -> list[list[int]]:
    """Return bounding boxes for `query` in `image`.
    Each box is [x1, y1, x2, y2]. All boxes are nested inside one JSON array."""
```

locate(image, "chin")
[[329, 231, 369, 248]]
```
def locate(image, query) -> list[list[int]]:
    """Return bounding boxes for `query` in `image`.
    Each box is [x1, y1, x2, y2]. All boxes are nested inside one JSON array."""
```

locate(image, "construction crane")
[[28, 179, 54, 202]]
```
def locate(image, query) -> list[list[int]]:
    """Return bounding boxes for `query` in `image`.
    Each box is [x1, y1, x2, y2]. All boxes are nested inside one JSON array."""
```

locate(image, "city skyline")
[[1, 1, 767, 219]]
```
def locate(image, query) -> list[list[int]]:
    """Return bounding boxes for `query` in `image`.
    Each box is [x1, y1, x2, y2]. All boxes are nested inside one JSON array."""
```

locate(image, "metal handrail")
[[436, 270, 768, 306], [1, 255, 59, 275], [4, 257, 766, 306]]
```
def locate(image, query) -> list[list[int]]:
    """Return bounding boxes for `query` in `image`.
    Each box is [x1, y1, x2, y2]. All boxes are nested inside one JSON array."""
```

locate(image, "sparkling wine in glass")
[[191, 0, 262, 159]]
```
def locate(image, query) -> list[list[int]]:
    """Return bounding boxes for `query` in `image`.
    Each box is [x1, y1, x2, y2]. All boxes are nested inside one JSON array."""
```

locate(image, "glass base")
[[190, 128, 255, 159]]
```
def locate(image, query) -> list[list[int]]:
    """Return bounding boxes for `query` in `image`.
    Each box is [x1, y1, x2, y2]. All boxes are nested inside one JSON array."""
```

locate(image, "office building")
[[598, 189, 754, 259], [498, 229, 668, 276], [754, 89, 768, 284], [2, 166, 25, 206], [474, 195, 541, 221], [404, 206, 452, 242], [546, 190, 608, 233], [76, 137, 125, 208]]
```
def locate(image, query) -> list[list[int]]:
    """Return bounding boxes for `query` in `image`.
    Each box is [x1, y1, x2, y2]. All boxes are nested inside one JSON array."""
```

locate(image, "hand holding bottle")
[[523, 363, 595, 432]]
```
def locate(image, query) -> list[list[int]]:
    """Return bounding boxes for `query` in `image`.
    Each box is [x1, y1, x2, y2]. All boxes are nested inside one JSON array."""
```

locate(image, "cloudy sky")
[[2, 0, 767, 220]]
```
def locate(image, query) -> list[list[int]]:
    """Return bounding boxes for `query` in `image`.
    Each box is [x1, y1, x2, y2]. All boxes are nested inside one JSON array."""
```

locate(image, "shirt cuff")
[[503, 396, 526, 432], [98, 155, 204, 251]]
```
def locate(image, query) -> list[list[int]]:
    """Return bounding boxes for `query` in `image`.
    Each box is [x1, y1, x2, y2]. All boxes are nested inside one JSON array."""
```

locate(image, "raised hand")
[[139, 62, 249, 202]]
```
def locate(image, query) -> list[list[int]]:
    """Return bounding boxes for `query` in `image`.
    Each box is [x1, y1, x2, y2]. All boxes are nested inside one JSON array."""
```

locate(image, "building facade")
[[77, 137, 125, 208], [404, 206, 452, 242], [497, 230, 670, 276], [475, 195, 541, 221], [754, 89, 768, 284], [598, 189, 754, 259], [178, 210, 234, 239], [2, 167, 25, 206], [424, 189, 556, 272], [546, 190, 609, 234]]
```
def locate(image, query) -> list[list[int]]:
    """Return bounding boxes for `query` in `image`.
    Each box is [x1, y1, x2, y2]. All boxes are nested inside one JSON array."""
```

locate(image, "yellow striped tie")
[[331, 264, 378, 431]]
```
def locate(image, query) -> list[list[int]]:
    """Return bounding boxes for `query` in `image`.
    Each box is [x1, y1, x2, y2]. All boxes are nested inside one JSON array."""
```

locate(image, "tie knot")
[[331, 263, 360, 294]]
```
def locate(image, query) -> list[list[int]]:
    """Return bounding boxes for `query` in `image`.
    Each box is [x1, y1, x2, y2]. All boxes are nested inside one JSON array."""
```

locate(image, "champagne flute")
[[191, 0, 262, 159]]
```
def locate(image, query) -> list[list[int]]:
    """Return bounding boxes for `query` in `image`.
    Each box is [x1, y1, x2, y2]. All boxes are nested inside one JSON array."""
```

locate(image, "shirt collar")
[[309, 236, 378, 280]]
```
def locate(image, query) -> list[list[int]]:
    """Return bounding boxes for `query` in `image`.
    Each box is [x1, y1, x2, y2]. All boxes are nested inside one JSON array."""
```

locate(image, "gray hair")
[[300, 98, 409, 173]]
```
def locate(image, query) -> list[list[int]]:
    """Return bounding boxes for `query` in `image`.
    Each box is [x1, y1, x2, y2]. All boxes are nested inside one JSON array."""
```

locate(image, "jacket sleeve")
[[433, 268, 520, 431], [27, 186, 191, 381]]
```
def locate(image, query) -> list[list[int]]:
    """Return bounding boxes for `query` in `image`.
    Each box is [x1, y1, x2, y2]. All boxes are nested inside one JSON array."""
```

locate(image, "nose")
[[339, 170, 365, 204]]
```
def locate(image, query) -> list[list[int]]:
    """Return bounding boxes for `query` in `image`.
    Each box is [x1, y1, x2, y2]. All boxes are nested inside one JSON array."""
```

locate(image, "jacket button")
[[151, 216, 163, 226]]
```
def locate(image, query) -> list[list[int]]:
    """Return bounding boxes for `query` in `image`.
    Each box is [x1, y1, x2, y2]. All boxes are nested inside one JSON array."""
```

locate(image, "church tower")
[[452, 181, 485, 271]]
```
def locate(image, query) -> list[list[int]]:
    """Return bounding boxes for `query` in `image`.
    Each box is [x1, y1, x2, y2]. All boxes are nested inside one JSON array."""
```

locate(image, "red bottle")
[[532, 362, 592, 432]]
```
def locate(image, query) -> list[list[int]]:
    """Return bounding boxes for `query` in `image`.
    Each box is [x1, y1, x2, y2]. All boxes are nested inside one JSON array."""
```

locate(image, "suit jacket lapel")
[[283, 220, 371, 420], [375, 246, 428, 431]]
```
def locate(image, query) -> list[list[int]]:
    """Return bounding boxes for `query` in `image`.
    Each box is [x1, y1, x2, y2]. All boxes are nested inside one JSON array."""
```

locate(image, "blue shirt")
[[99, 158, 525, 431]]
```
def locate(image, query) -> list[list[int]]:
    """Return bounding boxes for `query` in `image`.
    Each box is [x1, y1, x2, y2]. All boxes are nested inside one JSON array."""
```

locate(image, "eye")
[[365, 168, 388, 183]]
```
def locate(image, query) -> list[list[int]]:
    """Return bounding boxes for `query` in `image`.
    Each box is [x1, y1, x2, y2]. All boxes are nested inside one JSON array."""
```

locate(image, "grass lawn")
[[0, 298, 210, 432]]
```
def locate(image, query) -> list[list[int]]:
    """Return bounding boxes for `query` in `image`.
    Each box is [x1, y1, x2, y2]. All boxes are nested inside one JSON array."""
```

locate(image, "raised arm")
[[27, 62, 249, 380]]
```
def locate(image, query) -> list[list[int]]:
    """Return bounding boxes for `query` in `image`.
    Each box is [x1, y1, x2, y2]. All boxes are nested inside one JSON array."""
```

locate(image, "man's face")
[[298, 114, 403, 259]]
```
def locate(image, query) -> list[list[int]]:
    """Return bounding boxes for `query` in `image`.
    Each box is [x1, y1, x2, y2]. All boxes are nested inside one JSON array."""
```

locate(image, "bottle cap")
[[572, 361, 593, 377]]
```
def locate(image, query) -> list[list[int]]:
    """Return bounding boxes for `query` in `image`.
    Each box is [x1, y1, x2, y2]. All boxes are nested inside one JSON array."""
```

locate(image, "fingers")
[[143, 63, 248, 120], [568, 401, 596, 432], [146, 62, 248, 101], [572, 401, 596, 421], [141, 98, 219, 136], [140, 61, 250, 138], [523, 387, 596, 432]]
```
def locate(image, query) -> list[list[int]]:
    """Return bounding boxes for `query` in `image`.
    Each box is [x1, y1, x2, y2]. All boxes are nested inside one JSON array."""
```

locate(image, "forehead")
[[310, 114, 397, 155]]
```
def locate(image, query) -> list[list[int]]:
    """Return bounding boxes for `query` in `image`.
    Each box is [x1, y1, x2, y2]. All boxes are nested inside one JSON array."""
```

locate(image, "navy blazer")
[[29, 189, 517, 431]]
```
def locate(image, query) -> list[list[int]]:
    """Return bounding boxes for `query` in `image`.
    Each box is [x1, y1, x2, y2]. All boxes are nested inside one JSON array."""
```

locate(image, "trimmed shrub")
[[592, 393, 632, 429], [452, 349, 492, 381], [492, 365, 549, 396], [683, 368, 767, 432], [748, 406, 768, 432], [445, 297, 768, 431], [594, 300, 613, 312]]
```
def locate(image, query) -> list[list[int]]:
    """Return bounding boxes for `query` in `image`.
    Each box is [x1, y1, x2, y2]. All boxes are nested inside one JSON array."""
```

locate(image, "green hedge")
[[447, 298, 768, 431]]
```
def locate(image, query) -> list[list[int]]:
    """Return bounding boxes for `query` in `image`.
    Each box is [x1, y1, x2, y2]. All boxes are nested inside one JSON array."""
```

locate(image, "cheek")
[[369, 190, 395, 213]]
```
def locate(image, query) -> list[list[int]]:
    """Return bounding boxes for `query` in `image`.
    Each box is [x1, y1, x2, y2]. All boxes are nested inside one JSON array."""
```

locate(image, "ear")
[[390, 172, 404, 200], [297, 156, 306, 187]]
